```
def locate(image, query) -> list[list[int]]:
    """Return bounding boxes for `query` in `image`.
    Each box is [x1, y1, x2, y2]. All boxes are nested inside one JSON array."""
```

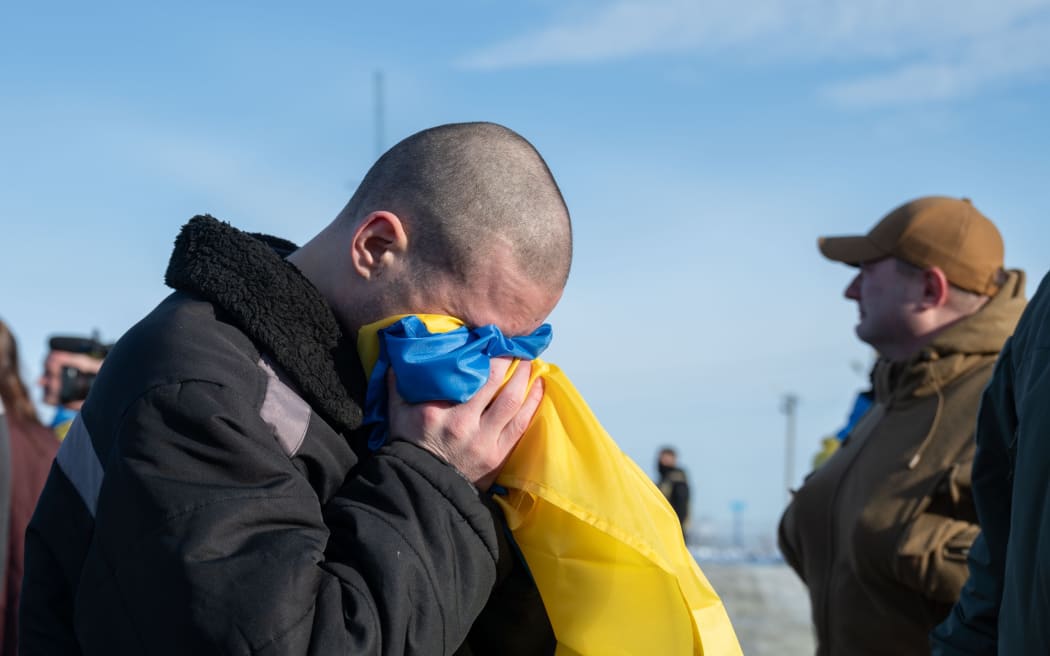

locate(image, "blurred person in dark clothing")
[[931, 270, 1050, 654], [812, 367, 875, 470], [778, 197, 1025, 655], [0, 320, 58, 655], [657, 447, 690, 534]]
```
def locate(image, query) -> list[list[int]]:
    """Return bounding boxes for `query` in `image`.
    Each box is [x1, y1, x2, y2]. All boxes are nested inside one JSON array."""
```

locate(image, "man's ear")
[[922, 266, 951, 309], [349, 211, 408, 279]]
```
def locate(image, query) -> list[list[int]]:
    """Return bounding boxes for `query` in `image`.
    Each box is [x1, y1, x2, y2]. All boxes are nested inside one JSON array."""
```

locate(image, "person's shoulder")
[[1011, 272, 1050, 357], [666, 468, 688, 483], [7, 414, 59, 460], [100, 291, 265, 395]]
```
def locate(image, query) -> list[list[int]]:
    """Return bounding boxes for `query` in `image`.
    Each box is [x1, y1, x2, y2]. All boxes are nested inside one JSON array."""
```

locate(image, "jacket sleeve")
[[931, 339, 1018, 655], [72, 380, 499, 656]]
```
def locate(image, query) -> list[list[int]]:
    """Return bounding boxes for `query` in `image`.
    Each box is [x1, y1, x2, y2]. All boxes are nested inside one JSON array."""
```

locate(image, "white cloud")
[[459, 0, 1050, 106], [458, 0, 786, 69], [822, 15, 1050, 107]]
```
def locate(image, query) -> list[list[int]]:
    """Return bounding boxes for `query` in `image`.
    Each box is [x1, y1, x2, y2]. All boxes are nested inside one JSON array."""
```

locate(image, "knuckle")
[[509, 415, 530, 440], [489, 357, 512, 377], [489, 392, 517, 417], [419, 404, 443, 426], [446, 414, 473, 441]]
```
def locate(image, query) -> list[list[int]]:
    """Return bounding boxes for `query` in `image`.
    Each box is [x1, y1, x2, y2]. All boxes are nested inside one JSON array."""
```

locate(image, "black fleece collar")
[[164, 215, 365, 434]]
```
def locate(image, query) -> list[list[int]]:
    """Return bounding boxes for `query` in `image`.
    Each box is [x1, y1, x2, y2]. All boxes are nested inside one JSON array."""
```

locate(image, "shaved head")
[[339, 122, 572, 293]]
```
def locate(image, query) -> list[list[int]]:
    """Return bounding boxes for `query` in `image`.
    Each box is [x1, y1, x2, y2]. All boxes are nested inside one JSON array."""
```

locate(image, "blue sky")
[[3, 0, 1049, 537]]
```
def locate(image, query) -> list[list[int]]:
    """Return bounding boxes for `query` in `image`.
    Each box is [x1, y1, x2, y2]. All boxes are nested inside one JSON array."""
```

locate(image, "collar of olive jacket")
[[874, 269, 1027, 404]]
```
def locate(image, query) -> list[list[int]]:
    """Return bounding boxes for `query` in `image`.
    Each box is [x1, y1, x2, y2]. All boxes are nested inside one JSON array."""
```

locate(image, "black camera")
[[48, 333, 112, 405], [58, 365, 97, 404]]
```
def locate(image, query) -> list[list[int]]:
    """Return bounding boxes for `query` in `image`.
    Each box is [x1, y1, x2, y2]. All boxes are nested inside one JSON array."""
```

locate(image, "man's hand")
[[387, 357, 544, 490], [54, 351, 105, 376]]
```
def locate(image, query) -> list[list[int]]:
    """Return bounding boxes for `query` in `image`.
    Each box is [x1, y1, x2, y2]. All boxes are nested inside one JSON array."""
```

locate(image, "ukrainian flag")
[[359, 315, 741, 656]]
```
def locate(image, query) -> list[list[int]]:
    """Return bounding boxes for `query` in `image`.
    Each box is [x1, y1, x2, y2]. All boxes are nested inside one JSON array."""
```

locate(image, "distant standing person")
[[0, 320, 58, 655], [37, 334, 108, 439], [657, 447, 690, 534], [778, 197, 1026, 655]]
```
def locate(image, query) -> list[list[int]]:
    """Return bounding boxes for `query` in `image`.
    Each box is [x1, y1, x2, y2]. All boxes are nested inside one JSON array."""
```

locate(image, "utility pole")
[[781, 393, 799, 505], [373, 70, 385, 159]]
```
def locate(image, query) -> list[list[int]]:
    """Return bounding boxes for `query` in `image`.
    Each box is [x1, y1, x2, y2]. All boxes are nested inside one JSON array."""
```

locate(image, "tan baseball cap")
[[818, 196, 1005, 295]]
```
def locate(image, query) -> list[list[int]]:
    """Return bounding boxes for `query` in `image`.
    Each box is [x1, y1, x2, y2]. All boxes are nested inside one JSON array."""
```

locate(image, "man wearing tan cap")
[[778, 196, 1027, 655]]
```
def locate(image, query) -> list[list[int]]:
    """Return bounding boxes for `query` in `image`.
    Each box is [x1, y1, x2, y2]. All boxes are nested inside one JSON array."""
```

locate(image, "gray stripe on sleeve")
[[258, 356, 312, 457]]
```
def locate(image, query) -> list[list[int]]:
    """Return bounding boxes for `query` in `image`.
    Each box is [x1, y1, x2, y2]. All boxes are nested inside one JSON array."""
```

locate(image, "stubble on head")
[[320, 122, 573, 336]]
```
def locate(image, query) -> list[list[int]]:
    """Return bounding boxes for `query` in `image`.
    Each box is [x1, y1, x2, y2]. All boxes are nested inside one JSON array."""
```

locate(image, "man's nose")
[[844, 273, 861, 300]]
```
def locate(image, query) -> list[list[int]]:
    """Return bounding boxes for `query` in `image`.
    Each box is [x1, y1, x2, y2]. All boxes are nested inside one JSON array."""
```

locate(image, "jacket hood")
[[164, 214, 365, 434], [927, 269, 1027, 357]]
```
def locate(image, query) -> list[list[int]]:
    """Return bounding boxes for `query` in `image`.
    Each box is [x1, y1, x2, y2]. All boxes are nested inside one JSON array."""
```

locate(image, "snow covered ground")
[[700, 562, 815, 655]]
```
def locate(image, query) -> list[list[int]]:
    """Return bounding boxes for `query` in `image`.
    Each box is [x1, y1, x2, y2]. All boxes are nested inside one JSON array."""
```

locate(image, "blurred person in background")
[[932, 270, 1050, 654], [0, 320, 58, 655], [657, 447, 690, 536], [778, 197, 1026, 655], [811, 365, 875, 470], [38, 334, 109, 439]]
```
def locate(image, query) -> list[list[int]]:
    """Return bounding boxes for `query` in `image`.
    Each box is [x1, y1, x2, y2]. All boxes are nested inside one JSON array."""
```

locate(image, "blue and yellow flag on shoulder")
[[359, 315, 742, 656]]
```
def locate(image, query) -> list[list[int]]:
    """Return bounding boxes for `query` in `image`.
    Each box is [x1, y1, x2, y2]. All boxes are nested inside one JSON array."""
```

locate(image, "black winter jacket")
[[932, 271, 1050, 655], [20, 216, 552, 655]]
